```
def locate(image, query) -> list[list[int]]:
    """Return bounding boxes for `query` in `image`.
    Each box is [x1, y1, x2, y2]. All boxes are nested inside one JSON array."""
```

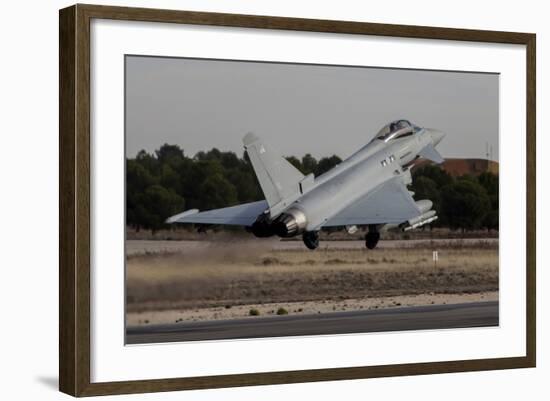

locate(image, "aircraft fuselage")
[[268, 125, 443, 237], [168, 119, 445, 250]]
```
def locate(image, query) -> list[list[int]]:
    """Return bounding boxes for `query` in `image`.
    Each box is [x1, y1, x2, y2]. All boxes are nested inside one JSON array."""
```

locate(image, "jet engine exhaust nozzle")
[[249, 213, 275, 238], [272, 208, 308, 237]]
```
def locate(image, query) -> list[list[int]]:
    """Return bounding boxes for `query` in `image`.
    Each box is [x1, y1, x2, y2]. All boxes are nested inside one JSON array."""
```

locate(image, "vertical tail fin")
[[243, 133, 304, 215]]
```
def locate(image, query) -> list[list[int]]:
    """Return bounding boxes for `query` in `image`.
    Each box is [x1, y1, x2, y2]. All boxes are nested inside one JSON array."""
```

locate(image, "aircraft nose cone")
[[429, 129, 445, 146]]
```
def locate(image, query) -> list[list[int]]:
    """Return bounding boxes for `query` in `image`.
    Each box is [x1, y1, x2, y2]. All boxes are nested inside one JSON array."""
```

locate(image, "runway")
[[126, 238, 498, 255], [126, 301, 498, 344], [126, 237, 498, 255]]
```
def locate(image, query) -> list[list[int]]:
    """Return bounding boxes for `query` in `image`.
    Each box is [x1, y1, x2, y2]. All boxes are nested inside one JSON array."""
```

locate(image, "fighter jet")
[[166, 119, 445, 250]]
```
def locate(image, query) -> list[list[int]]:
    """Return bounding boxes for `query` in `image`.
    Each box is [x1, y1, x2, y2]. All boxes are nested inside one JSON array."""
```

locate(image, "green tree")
[[219, 151, 241, 170], [155, 144, 185, 168], [301, 153, 318, 175], [126, 160, 157, 230], [180, 160, 225, 208], [127, 159, 156, 192], [477, 172, 499, 196], [477, 172, 499, 230], [483, 210, 499, 231], [135, 150, 160, 176], [285, 156, 303, 172], [159, 164, 181, 195], [134, 185, 185, 233], [197, 174, 238, 210], [477, 171, 498, 195], [226, 169, 262, 203], [195, 148, 222, 162], [413, 164, 453, 188], [441, 179, 491, 231], [315, 155, 342, 176], [411, 175, 444, 226]]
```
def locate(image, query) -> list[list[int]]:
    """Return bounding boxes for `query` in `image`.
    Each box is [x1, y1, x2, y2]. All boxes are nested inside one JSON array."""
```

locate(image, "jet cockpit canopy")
[[374, 119, 421, 142]]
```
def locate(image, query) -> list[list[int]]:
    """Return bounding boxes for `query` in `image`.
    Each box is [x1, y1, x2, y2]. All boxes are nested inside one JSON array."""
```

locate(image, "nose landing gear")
[[302, 231, 320, 250], [365, 225, 380, 249]]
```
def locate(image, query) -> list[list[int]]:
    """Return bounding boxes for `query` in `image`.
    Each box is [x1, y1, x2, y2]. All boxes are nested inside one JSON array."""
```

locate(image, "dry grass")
[[126, 240, 498, 313], [127, 226, 498, 241]]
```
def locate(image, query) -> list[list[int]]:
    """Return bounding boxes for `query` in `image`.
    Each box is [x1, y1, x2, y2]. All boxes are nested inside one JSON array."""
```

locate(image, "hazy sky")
[[126, 56, 499, 161]]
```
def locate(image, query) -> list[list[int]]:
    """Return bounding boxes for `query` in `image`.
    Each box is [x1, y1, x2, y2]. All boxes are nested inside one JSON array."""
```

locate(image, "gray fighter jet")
[[167, 119, 445, 250]]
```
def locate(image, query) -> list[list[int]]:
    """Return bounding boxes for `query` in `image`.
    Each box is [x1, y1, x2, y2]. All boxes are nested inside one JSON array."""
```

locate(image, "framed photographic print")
[[59, 4, 536, 397]]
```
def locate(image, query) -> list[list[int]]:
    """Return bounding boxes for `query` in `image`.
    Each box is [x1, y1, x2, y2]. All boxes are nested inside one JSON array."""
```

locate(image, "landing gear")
[[365, 225, 380, 249], [302, 231, 320, 250]]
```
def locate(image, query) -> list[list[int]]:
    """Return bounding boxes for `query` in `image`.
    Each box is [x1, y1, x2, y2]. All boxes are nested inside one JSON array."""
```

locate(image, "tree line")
[[127, 144, 498, 233], [410, 164, 498, 231]]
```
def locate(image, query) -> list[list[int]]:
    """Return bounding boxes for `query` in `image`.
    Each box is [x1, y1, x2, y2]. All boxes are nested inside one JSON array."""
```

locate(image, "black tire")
[[302, 231, 319, 250], [365, 232, 380, 249]]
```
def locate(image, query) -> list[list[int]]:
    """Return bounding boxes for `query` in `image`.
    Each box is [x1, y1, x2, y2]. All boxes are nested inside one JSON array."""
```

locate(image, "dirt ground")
[[126, 238, 498, 325], [127, 291, 498, 326], [127, 227, 498, 241]]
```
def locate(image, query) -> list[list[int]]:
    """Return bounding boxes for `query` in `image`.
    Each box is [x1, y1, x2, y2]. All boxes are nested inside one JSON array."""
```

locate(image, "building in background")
[[414, 158, 499, 176]]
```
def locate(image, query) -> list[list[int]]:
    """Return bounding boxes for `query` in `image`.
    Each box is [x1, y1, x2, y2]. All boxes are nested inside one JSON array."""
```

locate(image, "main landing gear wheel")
[[303, 231, 320, 250], [365, 226, 380, 249]]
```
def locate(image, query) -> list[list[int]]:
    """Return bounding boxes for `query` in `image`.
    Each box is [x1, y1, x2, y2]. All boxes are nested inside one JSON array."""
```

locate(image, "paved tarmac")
[[126, 238, 498, 255], [126, 301, 498, 344]]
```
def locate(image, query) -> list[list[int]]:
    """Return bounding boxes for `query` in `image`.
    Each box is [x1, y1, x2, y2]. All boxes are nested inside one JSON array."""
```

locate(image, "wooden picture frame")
[[59, 3, 536, 397]]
